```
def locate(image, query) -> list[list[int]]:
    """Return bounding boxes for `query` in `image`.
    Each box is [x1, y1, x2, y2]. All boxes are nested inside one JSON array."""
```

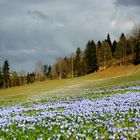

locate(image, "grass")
[[0, 65, 140, 139], [0, 64, 140, 102]]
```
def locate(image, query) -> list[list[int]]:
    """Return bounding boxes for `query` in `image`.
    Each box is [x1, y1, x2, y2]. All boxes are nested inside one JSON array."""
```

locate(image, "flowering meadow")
[[0, 86, 140, 140]]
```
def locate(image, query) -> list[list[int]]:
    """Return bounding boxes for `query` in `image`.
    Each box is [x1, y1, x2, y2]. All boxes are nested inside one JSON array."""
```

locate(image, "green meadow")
[[0, 65, 140, 105]]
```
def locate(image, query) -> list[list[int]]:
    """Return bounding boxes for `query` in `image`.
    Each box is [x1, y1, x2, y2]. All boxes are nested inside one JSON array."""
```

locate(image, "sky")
[[0, 0, 140, 72]]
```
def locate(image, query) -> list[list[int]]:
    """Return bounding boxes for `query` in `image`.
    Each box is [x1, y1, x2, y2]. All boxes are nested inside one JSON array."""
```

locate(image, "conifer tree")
[[85, 40, 98, 74], [75, 47, 82, 76], [105, 34, 112, 50], [97, 40, 102, 65], [97, 40, 102, 48], [112, 40, 117, 57], [2, 60, 10, 88]]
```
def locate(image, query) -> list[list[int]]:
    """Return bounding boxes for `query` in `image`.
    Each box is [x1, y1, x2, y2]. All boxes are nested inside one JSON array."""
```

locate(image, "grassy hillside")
[[0, 64, 140, 102]]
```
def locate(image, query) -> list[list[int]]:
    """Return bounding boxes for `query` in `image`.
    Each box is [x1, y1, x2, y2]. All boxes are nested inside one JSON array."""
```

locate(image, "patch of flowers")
[[0, 86, 140, 139]]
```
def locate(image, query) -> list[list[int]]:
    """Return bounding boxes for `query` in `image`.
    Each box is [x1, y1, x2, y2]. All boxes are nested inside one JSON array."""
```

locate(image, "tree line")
[[0, 26, 140, 89], [0, 60, 52, 89], [0, 60, 33, 89], [51, 26, 140, 79]]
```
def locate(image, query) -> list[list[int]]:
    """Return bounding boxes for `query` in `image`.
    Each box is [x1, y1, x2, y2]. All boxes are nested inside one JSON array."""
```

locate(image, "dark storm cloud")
[[28, 10, 48, 20], [0, 0, 140, 72], [115, 0, 140, 6]]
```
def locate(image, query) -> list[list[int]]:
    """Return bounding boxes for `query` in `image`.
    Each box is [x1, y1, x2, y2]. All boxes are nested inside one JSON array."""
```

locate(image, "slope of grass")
[[0, 64, 140, 102]]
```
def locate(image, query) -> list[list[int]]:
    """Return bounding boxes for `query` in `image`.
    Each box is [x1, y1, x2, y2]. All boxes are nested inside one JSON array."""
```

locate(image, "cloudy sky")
[[0, 0, 140, 72]]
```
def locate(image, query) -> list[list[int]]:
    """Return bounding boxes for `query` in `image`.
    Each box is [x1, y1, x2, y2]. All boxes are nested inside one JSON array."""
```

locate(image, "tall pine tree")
[[105, 34, 112, 50], [75, 47, 82, 76], [85, 40, 98, 74], [112, 40, 117, 57], [2, 60, 10, 88]]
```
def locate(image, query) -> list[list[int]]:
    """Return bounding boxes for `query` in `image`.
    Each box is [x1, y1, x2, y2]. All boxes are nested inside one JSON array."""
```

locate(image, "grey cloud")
[[28, 10, 48, 20], [115, 0, 140, 6], [0, 0, 140, 72]]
